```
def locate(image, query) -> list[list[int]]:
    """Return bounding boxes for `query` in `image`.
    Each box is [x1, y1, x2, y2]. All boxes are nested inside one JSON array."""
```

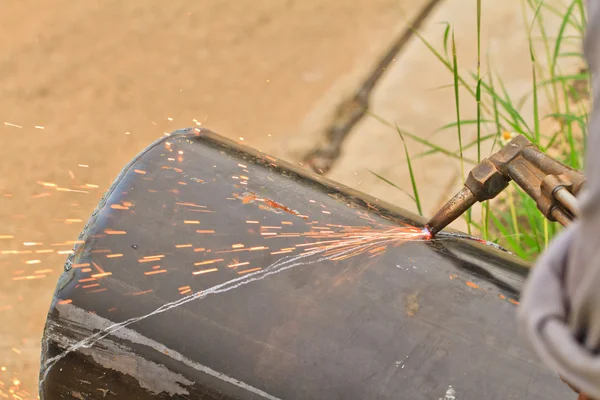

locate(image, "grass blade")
[[396, 127, 423, 216], [451, 30, 466, 183], [368, 111, 478, 163], [368, 170, 416, 203]]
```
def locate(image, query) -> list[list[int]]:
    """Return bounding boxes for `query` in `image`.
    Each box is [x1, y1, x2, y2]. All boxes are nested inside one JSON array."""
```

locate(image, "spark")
[[12, 275, 46, 281], [91, 272, 112, 278], [82, 284, 100, 289], [238, 267, 262, 275], [134, 169, 146, 175], [194, 259, 223, 266], [175, 244, 192, 248], [192, 268, 218, 275], [129, 290, 153, 296], [246, 220, 259, 224], [106, 254, 123, 258], [196, 230, 215, 234], [39, 182, 57, 187], [104, 229, 127, 235], [78, 164, 89, 168], [25, 260, 40, 265], [250, 246, 268, 251], [228, 261, 250, 268], [270, 249, 293, 255], [184, 220, 200, 224], [3, 122, 22, 128], [35, 125, 45, 129], [56, 187, 88, 193], [176, 202, 207, 208], [144, 270, 167, 275], [0, 235, 14, 240], [231, 244, 244, 248]]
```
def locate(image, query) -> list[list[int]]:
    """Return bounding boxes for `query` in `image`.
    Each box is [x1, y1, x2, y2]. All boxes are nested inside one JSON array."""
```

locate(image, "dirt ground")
[[0, 0, 419, 396]]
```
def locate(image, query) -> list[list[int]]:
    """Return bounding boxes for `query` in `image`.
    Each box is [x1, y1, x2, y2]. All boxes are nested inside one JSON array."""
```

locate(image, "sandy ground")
[[0, 0, 417, 396]]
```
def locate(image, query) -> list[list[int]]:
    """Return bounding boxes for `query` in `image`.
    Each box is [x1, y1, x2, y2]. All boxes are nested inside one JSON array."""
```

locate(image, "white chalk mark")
[[42, 240, 386, 389], [439, 385, 457, 400], [47, 304, 279, 399]]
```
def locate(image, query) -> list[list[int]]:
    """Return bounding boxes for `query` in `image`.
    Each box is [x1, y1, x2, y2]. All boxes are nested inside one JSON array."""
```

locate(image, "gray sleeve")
[[517, 2, 600, 398]]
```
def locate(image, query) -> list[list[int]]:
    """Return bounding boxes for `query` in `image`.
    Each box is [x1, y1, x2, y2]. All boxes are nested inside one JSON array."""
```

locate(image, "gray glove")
[[519, 3, 600, 397], [518, 219, 600, 399]]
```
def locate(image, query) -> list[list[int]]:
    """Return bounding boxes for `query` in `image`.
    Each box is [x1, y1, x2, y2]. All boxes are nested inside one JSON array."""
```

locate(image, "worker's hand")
[[518, 222, 600, 399]]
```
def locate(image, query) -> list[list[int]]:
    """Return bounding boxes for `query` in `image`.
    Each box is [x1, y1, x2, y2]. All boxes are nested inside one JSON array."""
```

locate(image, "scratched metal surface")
[[39, 129, 570, 399]]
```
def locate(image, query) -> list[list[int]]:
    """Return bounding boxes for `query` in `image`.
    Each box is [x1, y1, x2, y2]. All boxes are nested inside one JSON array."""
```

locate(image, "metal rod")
[[426, 186, 477, 236], [550, 207, 572, 227], [553, 187, 579, 217]]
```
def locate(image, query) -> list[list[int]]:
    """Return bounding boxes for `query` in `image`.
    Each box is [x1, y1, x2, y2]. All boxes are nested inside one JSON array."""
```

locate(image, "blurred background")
[[0, 0, 586, 397]]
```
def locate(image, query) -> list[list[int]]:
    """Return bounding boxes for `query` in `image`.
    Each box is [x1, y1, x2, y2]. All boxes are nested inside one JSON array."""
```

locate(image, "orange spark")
[[184, 220, 200, 224], [175, 244, 193, 248], [271, 249, 293, 255], [106, 254, 123, 258], [104, 229, 127, 235], [237, 267, 262, 275], [56, 187, 88, 193], [228, 261, 250, 268], [194, 259, 223, 266], [91, 272, 112, 278], [34, 269, 53, 274], [196, 230, 215, 234], [82, 283, 100, 289], [144, 270, 167, 275], [134, 169, 147, 175], [12, 275, 46, 281], [193, 268, 218, 275], [58, 299, 73, 305]]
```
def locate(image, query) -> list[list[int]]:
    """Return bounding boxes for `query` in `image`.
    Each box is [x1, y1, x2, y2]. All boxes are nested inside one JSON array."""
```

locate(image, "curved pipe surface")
[[39, 128, 569, 399]]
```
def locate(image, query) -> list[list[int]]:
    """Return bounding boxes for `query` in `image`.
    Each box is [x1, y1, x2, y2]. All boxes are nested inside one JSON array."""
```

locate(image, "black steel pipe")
[[39, 128, 572, 400]]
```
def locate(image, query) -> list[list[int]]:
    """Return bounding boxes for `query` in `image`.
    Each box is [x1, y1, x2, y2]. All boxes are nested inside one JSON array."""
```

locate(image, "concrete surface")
[[0, 0, 583, 397]]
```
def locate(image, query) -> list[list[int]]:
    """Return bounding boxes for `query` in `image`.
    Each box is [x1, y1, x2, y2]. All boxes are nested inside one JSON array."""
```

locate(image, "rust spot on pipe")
[[238, 192, 308, 219]]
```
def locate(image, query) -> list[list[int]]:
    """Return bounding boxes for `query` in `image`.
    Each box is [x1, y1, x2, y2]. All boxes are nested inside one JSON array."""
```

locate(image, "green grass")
[[374, 0, 589, 260]]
